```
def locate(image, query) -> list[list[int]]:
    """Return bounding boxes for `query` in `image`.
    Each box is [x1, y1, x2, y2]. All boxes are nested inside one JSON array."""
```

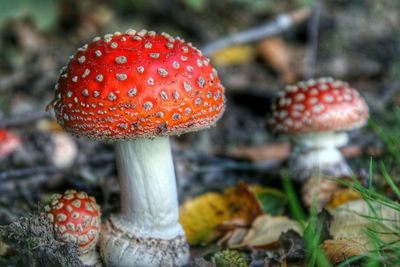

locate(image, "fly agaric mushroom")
[[47, 29, 225, 266], [45, 190, 101, 265], [269, 77, 368, 181], [0, 129, 21, 159]]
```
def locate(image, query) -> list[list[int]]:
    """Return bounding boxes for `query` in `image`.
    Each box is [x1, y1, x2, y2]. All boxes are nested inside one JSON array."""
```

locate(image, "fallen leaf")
[[249, 185, 287, 215], [229, 143, 290, 163], [326, 188, 362, 209], [36, 119, 64, 132], [223, 183, 262, 224], [179, 183, 262, 245], [225, 215, 302, 249], [321, 238, 367, 264], [180, 192, 230, 245], [210, 45, 255, 66], [257, 37, 296, 83], [302, 176, 340, 211], [328, 200, 400, 248]]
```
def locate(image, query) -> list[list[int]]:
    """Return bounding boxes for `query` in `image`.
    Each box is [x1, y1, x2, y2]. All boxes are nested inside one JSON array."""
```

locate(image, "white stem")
[[114, 137, 183, 239], [289, 131, 351, 180], [295, 131, 348, 149]]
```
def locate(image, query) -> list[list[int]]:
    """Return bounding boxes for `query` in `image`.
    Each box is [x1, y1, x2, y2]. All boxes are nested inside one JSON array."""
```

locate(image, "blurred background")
[[1, 0, 400, 245]]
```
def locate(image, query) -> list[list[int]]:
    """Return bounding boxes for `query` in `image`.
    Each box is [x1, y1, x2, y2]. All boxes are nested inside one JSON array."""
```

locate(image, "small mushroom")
[[0, 129, 21, 159], [45, 190, 101, 266], [47, 30, 226, 267], [269, 77, 369, 181]]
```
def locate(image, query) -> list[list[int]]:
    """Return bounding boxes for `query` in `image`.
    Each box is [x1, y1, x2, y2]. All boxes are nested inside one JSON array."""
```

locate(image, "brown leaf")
[[229, 143, 290, 163], [257, 37, 296, 83], [302, 176, 341, 211], [321, 238, 367, 264]]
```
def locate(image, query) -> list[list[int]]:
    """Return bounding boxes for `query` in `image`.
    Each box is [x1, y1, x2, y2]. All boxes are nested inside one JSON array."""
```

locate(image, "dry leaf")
[[321, 238, 367, 264], [179, 192, 230, 244], [223, 183, 262, 224], [224, 214, 302, 249], [328, 200, 400, 247], [179, 183, 262, 245], [229, 143, 290, 163], [210, 45, 255, 66], [36, 119, 63, 132], [257, 37, 296, 83], [302, 176, 340, 211], [327, 188, 362, 209]]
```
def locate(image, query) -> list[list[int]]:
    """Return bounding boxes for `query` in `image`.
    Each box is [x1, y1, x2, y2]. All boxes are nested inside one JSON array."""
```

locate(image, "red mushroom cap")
[[45, 190, 101, 252], [0, 129, 21, 158], [269, 77, 369, 134], [49, 30, 225, 140]]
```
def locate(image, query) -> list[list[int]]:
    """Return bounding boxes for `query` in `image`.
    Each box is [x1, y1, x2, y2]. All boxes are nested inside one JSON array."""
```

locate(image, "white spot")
[[110, 42, 118, 49], [150, 53, 160, 59], [95, 50, 102, 57], [172, 61, 180, 69], [78, 56, 86, 64], [144, 42, 152, 49], [128, 88, 137, 97], [294, 93, 305, 102], [108, 92, 117, 101], [158, 68, 168, 77], [183, 82, 192, 92], [116, 73, 127, 81], [143, 101, 153, 110], [115, 56, 127, 64], [82, 89, 89, 96], [148, 78, 154, 85], [308, 97, 318, 105], [137, 66, 144, 73], [72, 76, 78, 83], [324, 94, 334, 103]]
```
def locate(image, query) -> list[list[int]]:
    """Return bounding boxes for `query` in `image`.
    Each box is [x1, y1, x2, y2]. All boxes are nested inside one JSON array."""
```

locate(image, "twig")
[[0, 151, 280, 183], [201, 8, 311, 56], [303, 1, 321, 79], [0, 110, 49, 128]]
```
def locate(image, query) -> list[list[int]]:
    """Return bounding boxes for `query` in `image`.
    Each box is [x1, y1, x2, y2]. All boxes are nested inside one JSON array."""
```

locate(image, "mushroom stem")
[[114, 137, 183, 239], [289, 132, 351, 181], [100, 137, 189, 267]]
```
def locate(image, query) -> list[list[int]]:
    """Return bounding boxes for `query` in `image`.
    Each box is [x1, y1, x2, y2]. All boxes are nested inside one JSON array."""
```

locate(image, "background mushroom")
[[48, 29, 225, 266], [45, 190, 101, 266], [269, 77, 369, 181]]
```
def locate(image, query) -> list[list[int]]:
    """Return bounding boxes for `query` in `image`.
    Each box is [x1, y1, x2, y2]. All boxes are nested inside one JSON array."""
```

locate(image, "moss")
[[212, 249, 248, 267]]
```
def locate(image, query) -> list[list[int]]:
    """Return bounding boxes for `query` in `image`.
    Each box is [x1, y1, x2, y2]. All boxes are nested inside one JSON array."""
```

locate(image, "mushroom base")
[[79, 249, 102, 267], [100, 216, 189, 267], [288, 145, 351, 181]]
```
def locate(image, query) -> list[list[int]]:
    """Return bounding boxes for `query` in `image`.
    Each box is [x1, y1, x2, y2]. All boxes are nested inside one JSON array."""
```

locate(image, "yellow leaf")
[[210, 45, 255, 66], [327, 188, 362, 209], [179, 183, 262, 245], [179, 192, 229, 245]]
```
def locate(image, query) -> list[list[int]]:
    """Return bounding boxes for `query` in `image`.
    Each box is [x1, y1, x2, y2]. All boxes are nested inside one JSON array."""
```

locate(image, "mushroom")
[[47, 30, 226, 266], [269, 77, 368, 181], [0, 129, 21, 159], [45, 190, 101, 266]]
